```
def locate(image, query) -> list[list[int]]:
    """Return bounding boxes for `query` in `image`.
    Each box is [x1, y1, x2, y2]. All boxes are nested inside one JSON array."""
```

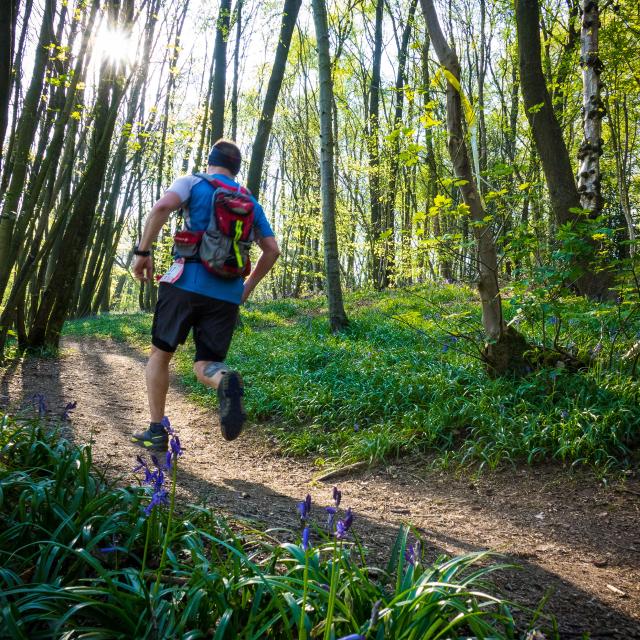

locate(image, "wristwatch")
[[133, 245, 151, 257]]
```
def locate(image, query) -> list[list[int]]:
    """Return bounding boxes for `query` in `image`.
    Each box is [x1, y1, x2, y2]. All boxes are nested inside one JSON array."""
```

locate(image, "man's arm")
[[241, 236, 280, 303], [132, 191, 183, 282]]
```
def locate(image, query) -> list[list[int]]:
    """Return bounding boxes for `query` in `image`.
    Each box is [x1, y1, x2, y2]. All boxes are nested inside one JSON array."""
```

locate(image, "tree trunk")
[[384, 0, 418, 287], [420, 0, 529, 374], [27, 0, 133, 349], [367, 0, 384, 290], [230, 0, 243, 141], [311, 0, 348, 332], [0, 0, 55, 301], [0, 0, 19, 172], [577, 0, 603, 214], [211, 0, 232, 142], [246, 0, 302, 197], [515, 0, 609, 298]]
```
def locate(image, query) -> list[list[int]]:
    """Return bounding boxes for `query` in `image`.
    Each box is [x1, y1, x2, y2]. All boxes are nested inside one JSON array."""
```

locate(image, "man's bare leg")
[[147, 346, 174, 422], [193, 360, 227, 390], [194, 360, 246, 441], [132, 346, 174, 451]]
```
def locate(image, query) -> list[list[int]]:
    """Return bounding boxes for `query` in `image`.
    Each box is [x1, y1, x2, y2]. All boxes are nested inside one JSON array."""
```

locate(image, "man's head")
[[207, 139, 242, 176]]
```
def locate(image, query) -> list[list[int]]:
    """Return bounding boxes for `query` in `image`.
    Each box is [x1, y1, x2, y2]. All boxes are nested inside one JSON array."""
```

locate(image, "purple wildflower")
[[161, 415, 173, 434], [369, 600, 381, 627], [547, 316, 558, 325], [144, 488, 169, 516], [332, 486, 342, 507], [561, 410, 569, 420], [336, 635, 365, 640], [133, 455, 155, 484], [298, 494, 312, 520], [326, 506, 337, 530], [61, 401, 77, 421], [335, 507, 353, 540], [405, 540, 421, 566], [99, 546, 120, 553], [301, 526, 311, 551], [32, 393, 47, 416]]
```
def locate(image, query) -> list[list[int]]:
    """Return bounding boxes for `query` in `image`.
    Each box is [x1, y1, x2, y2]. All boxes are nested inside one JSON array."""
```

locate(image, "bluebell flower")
[[369, 600, 381, 627], [161, 415, 173, 434], [61, 401, 77, 421], [301, 526, 311, 551], [326, 506, 337, 530], [144, 488, 168, 516], [332, 486, 342, 507], [547, 316, 558, 325], [32, 393, 47, 416], [298, 494, 312, 520], [337, 634, 365, 640], [561, 410, 569, 420], [405, 540, 421, 566], [99, 546, 120, 553], [335, 507, 353, 540]]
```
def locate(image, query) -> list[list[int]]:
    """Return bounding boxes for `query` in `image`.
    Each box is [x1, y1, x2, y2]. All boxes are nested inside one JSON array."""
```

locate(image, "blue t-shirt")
[[165, 172, 274, 304]]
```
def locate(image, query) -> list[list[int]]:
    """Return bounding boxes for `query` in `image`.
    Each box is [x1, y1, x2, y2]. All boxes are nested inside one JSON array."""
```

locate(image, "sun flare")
[[92, 25, 137, 65]]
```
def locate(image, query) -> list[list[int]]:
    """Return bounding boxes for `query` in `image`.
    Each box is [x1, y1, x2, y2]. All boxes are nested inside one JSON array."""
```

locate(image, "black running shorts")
[[151, 283, 239, 362]]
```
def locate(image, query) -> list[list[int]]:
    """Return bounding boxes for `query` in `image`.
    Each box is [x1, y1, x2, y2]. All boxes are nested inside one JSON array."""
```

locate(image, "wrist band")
[[134, 245, 151, 257]]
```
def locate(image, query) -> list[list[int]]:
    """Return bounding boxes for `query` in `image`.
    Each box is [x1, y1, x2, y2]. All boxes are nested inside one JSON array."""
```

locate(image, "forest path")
[[3, 337, 640, 638]]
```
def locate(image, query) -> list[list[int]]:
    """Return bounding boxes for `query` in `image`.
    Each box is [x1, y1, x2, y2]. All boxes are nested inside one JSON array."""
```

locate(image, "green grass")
[[0, 412, 555, 638], [64, 284, 640, 471]]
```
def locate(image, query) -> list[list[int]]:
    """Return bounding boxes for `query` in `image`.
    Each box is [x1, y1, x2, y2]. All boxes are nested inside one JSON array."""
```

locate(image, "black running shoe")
[[217, 371, 246, 441], [131, 425, 168, 452]]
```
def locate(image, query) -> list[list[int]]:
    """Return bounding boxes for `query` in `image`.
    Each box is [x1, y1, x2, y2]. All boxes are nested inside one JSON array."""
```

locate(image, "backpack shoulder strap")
[[194, 172, 252, 196]]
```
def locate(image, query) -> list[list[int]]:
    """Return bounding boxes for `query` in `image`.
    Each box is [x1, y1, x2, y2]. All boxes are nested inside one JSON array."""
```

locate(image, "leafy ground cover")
[[64, 284, 640, 471], [0, 411, 555, 639]]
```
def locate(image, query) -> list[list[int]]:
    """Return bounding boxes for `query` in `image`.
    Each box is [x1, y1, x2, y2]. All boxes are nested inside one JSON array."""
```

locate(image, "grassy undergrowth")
[[0, 412, 554, 638], [64, 284, 640, 471]]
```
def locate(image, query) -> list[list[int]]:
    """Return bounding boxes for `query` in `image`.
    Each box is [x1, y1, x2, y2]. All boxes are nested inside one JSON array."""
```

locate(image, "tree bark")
[[367, 0, 384, 290], [311, 0, 348, 332], [230, 0, 243, 141], [211, 0, 232, 142], [27, 0, 133, 348], [383, 0, 418, 287], [420, 0, 530, 375], [0, 0, 19, 172], [0, 0, 55, 301], [515, 0, 610, 298], [577, 0, 603, 214], [246, 0, 302, 197]]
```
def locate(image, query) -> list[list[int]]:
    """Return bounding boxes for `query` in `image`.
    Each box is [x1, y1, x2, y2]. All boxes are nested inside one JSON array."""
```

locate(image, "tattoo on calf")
[[203, 361, 228, 379]]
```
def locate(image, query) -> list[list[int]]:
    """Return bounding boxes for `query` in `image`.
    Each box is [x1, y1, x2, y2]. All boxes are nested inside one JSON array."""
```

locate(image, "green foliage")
[[63, 284, 640, 472], [0, 413, 552, 638]]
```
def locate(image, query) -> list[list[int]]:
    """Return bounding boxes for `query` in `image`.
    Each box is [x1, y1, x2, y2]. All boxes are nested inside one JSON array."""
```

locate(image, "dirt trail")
[[2, 338, 640, 638]]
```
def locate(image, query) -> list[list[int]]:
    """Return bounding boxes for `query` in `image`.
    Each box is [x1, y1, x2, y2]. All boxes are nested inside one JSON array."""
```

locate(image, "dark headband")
[[208, 146, 241, 175]]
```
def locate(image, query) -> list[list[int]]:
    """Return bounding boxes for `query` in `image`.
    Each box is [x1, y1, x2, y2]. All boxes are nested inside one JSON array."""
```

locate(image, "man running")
[[131, 139, 280, 451]]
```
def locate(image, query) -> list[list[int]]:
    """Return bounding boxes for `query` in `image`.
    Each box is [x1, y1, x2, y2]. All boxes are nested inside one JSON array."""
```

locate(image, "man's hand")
[[241, 236, 280, 303], [133, 255, 154, 282], [241, 282, 254, 304]]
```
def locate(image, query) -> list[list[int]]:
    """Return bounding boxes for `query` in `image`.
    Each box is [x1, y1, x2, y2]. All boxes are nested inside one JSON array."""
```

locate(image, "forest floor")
[[2, 337, 640, 638]]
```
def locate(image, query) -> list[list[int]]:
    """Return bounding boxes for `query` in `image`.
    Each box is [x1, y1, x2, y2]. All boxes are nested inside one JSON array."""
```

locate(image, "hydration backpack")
[[173, 174, 257, 279]]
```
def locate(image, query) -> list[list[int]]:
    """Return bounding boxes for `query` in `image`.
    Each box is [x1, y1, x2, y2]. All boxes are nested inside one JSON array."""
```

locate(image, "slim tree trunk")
[[577, 0, 603, 214], [384, 0, 418, 287], [246, 0, 302, 197], [420, 0, 529, 374], [368, 0, 384, 290], [27, 0, 133, 348], [0, 0, 55, 301], [211, 0, 232, 142], [230, 0, 243, 141], [311, 0, 348, 332], [0, 0, 19, 172]]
